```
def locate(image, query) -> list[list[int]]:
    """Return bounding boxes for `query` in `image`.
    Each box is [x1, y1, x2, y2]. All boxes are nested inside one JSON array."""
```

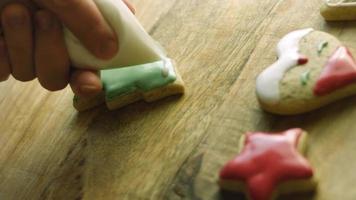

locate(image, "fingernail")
[[5, 12, 26, 29], [79, 85, 100, 96], [36, 13, 54, 31]]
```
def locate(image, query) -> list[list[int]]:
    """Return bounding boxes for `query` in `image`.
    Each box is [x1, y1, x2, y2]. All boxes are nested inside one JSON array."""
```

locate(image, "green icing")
[[300, 70, 311, 86], [101, 59, 177, 100], [317, 41, 328, 56]]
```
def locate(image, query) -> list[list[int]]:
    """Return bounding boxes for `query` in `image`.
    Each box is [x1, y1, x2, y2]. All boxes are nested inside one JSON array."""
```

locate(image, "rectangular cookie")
[[321, 0, 356, 21]]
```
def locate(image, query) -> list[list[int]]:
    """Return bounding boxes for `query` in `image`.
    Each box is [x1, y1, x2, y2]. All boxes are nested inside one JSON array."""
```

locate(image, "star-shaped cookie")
[[219, 128, 316, 200]]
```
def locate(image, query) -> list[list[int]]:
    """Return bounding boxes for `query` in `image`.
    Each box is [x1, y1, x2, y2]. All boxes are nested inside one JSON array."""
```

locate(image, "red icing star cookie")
[[314, 46, 356, 96], [219, 128, 316, 200]]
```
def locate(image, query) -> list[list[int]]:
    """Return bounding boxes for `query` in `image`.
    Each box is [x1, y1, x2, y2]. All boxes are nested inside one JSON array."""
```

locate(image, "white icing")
[[326, 0, 356, 6], [64, 0, 166, 70], [256, 28, 314, 104]]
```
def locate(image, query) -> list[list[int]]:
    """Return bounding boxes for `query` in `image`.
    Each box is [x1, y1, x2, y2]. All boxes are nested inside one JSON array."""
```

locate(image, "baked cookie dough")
[[67, 0, 185, 111], [219, 128, 316, 200], [321, 0, 356, 21], [74, 59, 184, 111], [256, 28, 356, 115]]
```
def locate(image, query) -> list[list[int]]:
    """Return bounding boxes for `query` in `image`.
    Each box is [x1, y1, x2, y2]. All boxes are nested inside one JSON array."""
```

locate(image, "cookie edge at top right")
[[321, 0, 356, 21]]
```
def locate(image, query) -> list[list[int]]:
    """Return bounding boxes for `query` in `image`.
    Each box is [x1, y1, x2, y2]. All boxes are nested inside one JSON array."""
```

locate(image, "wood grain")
[[1, 0, 356, 199]]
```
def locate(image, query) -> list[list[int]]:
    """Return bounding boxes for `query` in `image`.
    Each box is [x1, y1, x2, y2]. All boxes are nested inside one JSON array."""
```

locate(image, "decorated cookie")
[[69, 0, 185, 111], [74, 59, 184, 111], [256, 28, 356, 115], [321, 0, 356, 21], [219, 128, 316, 200]]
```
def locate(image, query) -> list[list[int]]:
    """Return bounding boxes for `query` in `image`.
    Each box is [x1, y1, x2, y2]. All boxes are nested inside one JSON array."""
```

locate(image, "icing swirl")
[[256, 28, 313, 104]]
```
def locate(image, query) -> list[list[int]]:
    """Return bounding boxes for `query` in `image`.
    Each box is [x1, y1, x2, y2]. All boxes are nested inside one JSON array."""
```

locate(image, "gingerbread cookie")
[[68, 0, 185, 111], [256, 28, 356, 115], [74, 59, 184, 111], [219, 128, 316, 200], [321, 0, 356, 21]]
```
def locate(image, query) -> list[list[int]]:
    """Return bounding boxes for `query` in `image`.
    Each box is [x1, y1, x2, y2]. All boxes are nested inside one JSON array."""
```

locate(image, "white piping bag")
[[64, 0, 167, 70]]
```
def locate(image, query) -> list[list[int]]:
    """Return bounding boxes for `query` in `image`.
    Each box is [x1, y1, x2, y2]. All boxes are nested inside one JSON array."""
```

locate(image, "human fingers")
[[36, 0, 118, 59], [70, 69, 102, 98], [1, 3, 34, 81], [0, 36, 11, 81], [34, 10, 70, 91], [123, 0, 135, 14]]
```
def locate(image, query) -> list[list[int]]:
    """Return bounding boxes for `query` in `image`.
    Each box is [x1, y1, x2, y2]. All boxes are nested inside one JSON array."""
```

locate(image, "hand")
[[0, 0, 135, 98]]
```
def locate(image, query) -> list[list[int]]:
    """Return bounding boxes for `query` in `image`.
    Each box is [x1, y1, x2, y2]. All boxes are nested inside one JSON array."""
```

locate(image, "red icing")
[[314, 46, 356, 96], [219, 128, 313, 200], [298, 55, 309, 65]]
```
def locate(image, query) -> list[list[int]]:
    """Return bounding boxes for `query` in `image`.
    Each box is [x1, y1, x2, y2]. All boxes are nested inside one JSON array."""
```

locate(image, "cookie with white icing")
[[256, 28, 356, 115], [74, 59, 184, 111], [321, 0, 356, 21], [69, 0, 185, 111], [219, 128, 316, 200]]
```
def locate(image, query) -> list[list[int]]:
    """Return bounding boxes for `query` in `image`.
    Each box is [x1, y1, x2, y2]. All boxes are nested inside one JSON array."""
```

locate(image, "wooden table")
[[1, 0, 356, 199]]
